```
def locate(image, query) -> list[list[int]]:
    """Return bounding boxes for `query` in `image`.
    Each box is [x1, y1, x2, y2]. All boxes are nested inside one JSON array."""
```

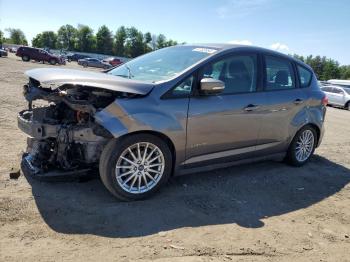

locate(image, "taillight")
[[322, 95, 328, 106]]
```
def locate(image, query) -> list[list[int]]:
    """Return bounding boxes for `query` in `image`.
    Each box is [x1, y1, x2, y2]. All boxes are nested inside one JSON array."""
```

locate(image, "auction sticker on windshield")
[[192, 47, 217, 54]]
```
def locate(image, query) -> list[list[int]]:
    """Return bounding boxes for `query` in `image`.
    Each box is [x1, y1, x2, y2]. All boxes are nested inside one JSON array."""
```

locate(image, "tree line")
[[293, 54, 350, 80], [0, 27, 349, 80], [0, 25, 178, 58], [9, 25, 177, 58]]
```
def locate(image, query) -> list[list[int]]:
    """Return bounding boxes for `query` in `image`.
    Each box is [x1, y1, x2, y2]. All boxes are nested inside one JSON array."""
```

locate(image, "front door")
[[186, 53, 266, 166]]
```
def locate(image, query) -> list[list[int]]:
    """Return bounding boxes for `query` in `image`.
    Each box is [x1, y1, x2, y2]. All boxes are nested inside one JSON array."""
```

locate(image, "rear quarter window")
[[297, 65, 313, 88]]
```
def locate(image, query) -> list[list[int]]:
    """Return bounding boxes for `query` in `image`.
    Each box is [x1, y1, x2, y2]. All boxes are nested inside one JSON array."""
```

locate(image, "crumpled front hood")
[[25, 68, 154, 95]]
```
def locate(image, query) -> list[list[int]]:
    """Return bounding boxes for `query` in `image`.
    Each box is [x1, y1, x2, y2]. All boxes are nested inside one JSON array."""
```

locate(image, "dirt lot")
[[0, 54, 349, 262]]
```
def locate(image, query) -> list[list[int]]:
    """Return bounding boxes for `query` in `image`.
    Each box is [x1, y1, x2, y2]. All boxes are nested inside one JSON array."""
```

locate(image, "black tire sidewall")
[[346, 102, 350, 111], [100, 134, 173, 201], [49, 59, 57, 65], [286, 126, 317, 166], [22, 55, 30, 61]]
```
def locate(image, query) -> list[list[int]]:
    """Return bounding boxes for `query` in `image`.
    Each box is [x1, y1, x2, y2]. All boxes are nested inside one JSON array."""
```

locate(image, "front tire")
[[285, 126, 317, 167], [22, 55, 30, 62], [345, 101, 350, 111], [49, 59, 57, 65], [99, 134, 173, 201]]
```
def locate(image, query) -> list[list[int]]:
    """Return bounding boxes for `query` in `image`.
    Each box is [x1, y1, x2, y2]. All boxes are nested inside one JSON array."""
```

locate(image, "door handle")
[[244, 104, 259, 112], [294, 99, 304, 105]]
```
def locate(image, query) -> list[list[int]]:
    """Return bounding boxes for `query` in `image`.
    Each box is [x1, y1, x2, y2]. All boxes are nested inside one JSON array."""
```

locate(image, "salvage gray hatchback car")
[[18, 44, 327, 200]]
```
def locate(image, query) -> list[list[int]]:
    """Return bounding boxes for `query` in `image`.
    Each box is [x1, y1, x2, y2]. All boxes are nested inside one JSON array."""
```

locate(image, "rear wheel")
[[285, 126, 317, 166], [99, 134, 172, 201], [345, 101, 350, 111], [22, 55, 30, 62]]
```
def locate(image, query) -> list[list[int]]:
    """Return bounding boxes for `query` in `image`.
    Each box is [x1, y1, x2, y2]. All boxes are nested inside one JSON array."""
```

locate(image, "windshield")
[[108, 46, 217, 83]]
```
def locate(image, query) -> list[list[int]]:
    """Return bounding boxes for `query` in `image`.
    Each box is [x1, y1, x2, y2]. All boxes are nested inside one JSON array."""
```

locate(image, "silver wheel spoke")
[[142, 143, 149, 162], [128, 148, 137, 161], [148, 169, 161, 174], [149, 155, 160, 164], [137, 143, 141, 159], [121, 156, 137, 166], [148, 163, 162, 168], [123, 172, 137, 185], [145, 172, 157, 182], [116, 142, 165, 194], [118, 169, 134, 178], [295, 129, 314, 162], [116, 165, 133, 169], [142, 173, 149, 188], [130, 175, 138, 189], [145, 148, 157, 161]]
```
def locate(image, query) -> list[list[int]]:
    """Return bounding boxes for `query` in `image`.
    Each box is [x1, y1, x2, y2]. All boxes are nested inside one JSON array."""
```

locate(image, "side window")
[[201, 54, 257, 94], [333, 88, 343, 94], [297, 65, 313, 88], [170, 76, 193, 97], [265, 56, 295, 90]]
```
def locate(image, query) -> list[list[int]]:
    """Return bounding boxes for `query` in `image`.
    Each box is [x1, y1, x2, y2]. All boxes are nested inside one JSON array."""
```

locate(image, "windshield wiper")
[[124, 64, 134, 79]]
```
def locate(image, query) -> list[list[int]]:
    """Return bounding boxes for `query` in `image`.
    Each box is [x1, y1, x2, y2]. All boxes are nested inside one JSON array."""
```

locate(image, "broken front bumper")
[[18, 110, 60, 139]]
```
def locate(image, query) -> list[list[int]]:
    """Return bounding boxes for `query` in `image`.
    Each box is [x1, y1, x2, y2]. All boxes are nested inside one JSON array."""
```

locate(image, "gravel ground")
[[0, 54, 350, 262]]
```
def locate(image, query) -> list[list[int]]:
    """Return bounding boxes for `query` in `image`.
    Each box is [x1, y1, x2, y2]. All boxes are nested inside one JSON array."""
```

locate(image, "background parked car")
[[67, 53, 91, 62], [9, 47, 17, 53], [16, 47, 65, 65], [321, 85, 350, 110], [103, 57, 123, 66], [0, 48, 8, 57], [78, 58, 112, 69]]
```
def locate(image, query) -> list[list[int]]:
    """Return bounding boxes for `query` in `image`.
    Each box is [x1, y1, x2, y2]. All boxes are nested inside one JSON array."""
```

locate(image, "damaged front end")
[[18, 70, 144, 179]]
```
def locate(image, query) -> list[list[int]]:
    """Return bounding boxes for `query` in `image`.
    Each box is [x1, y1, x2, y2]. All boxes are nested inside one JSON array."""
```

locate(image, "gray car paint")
[[91, 44, 326, 175], [25, 68, 154, 95], [24, 44, 326, 176]]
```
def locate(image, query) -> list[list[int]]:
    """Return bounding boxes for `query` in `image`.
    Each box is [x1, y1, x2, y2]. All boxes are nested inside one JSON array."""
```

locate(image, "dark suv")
[[16, 47, 65, 65]]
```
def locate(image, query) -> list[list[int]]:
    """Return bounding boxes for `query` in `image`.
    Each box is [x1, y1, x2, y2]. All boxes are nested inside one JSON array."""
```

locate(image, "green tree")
[[156, 34, 166, 49], [75, 24, 95, 52], [114, 26, 127, 56], [340, 66, 350, 80], [41, 31, 57, 49], [57, 24, 76, 50], [143, 32, 152, 52], [322, 59, 340, 80], [5, 28, 27, 45], [125, 27, 145, 58], [32, 33, 43, 47], [96, 25, 113, 55], [0, 30, 4, 46]]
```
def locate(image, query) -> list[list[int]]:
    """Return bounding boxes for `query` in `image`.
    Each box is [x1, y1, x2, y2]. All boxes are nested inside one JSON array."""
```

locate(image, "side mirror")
[[200, 78, 225, 94]]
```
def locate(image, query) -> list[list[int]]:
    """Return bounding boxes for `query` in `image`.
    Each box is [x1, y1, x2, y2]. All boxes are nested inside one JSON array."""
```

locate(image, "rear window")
[[265, 56, 295, 90], [297, 65, 313, 88]]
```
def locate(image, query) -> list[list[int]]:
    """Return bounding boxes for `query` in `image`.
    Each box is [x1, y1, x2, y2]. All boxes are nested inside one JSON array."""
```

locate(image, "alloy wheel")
[[115, 142, 165, 194], [295, 129, 315, 162]]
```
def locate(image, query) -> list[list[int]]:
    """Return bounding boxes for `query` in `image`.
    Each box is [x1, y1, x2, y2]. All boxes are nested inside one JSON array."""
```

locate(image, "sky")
[[0, 0, 349, 64]]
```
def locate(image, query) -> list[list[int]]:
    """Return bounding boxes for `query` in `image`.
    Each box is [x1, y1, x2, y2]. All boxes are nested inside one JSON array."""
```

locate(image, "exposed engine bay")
[[18, 76, 138, 178]]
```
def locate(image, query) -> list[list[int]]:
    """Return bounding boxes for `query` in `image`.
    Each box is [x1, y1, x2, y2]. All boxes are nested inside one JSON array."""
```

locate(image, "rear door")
[[186, 52, 266, 166], [255, 54, 306, 155], [332, 87, 346, 106]]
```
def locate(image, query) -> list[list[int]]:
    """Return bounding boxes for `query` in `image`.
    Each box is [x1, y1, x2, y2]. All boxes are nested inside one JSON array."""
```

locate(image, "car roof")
[[183, 43, 312, 71]]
